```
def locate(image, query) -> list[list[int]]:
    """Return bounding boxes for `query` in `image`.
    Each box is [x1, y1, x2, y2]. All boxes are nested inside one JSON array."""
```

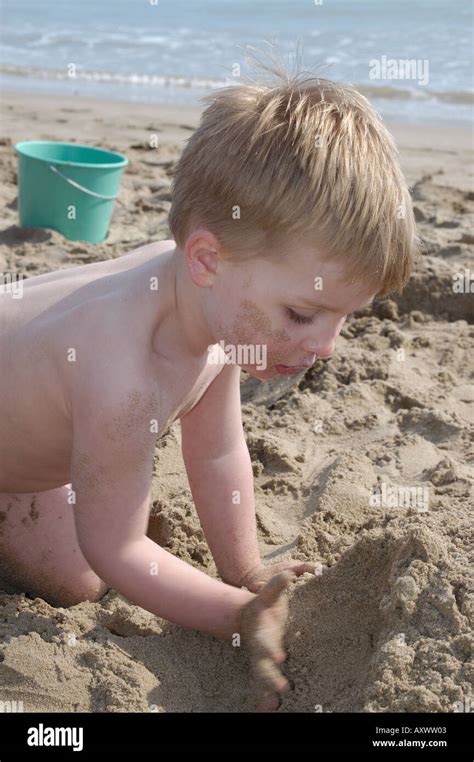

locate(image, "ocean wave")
[[358, 84, 474, 106], [0, 64, 224, 90], [1, 64, 472, 105]]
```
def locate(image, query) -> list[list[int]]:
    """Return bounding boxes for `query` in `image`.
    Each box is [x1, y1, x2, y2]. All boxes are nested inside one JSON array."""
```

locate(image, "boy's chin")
[[241, 364, 276, 380]]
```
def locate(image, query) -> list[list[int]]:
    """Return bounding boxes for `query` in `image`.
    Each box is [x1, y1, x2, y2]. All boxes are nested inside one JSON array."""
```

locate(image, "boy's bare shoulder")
[[68, 319, 161, 438]]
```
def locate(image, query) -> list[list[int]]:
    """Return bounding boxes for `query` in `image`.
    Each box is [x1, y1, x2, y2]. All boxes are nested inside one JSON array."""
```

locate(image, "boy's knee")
[[46, 577, 110, 608], [70, 579, 110, 606], [94, 580, 111, 601]]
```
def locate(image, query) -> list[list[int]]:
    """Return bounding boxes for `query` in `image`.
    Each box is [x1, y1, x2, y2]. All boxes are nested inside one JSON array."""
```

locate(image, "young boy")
[[0, 61, 419, 712]]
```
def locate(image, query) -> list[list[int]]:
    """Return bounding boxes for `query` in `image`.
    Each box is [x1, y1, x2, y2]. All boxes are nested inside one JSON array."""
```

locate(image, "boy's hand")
[[237, 559, 318, 594], [238, 571, 293, 712]]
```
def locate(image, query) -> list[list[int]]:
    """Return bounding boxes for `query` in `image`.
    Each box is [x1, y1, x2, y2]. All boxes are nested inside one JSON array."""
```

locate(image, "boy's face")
[[185, 231, 377, 379]]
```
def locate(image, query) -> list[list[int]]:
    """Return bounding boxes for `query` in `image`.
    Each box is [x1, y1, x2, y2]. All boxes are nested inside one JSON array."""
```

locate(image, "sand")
[[0, 90, 472, 713]]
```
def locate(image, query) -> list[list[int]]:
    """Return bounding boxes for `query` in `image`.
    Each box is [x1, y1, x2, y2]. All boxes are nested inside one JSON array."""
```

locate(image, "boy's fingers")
[[255, 657, 289, 696], [257, 691, 282, 712], [295, 562, 318, 574], [253, 633, 286, 664], [258, 570, 293, 606]]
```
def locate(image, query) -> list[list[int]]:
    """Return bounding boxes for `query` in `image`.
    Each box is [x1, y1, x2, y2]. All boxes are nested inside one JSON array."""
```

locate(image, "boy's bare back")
[[0, 241, 222, 494]]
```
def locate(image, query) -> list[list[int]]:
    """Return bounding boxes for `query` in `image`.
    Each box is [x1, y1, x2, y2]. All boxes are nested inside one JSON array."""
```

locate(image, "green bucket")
[[15, 141, 129, 243]]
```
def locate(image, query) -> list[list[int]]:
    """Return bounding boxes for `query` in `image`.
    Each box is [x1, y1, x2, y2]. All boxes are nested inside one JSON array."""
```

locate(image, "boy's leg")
[[0, 484, 110, 607]]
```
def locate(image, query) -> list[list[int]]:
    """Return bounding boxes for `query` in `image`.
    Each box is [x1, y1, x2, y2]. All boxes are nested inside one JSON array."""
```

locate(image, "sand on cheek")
[[219, 299, 292, 365]]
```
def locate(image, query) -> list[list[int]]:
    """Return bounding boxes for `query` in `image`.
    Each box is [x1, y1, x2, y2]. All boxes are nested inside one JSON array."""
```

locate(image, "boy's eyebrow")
[[297, 296, 375, 311], [297, 297, 336, 311]]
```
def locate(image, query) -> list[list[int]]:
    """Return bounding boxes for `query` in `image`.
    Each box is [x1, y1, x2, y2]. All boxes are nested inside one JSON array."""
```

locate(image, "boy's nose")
[[311, 343, 334, 359], [302, 336, 337, 359], [302, 315, 346, 359]]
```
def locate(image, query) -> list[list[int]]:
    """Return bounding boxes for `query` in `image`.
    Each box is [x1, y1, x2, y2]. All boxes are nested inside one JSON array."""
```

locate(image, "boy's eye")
[[286, 307, 316, 325]]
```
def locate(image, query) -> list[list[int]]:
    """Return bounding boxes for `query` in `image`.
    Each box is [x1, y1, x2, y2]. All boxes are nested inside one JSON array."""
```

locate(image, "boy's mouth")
[[274, 357, 316, 374], [275, 364, 305, 375]]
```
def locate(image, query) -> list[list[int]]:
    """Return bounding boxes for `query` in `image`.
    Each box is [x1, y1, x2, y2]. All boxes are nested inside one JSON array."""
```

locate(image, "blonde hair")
[[168, 45, 422, 296]]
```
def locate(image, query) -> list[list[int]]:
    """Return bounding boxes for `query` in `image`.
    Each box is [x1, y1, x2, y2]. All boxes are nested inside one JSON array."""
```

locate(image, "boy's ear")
[[184, 231, 223, 287]]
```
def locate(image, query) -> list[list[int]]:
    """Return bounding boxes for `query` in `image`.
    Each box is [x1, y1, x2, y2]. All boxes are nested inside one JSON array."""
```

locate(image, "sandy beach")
[[0, 89, 472, 713]]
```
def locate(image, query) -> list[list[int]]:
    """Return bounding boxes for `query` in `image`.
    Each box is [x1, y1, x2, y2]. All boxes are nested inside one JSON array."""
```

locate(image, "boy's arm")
[[180, 362, 263, 587], [69, 380, 253, 640]]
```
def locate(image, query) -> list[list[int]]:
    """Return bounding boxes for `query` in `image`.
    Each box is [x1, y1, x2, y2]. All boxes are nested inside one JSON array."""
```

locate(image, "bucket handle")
[[48, 164, 119, 200]]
